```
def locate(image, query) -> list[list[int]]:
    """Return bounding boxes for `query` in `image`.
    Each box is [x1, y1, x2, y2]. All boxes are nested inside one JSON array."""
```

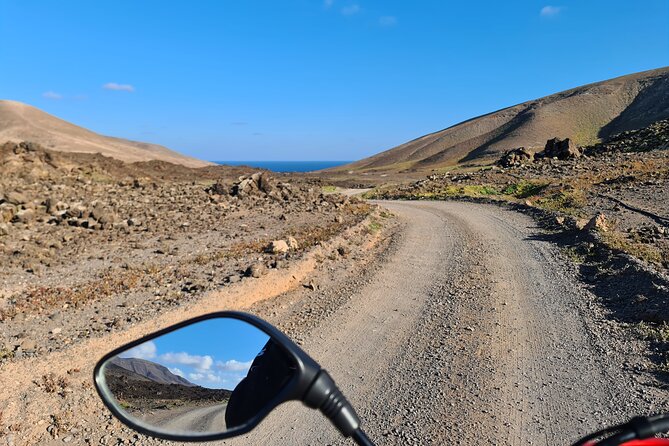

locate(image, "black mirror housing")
[[93, 311, 324, 442]]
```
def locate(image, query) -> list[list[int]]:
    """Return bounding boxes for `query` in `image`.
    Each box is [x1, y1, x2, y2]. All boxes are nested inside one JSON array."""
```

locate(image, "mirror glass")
[[97, 317, 297, 437]]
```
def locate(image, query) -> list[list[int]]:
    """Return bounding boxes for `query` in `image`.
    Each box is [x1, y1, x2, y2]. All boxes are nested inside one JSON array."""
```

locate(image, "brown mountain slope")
[[109, 357, 197, 387], [341, 66, 669, 172], [0, 100, 211, 168]]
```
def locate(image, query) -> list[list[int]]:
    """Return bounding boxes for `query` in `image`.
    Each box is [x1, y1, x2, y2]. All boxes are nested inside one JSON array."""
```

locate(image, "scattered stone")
[[12, 208, 35, 223], [540, 137, 582, 160], [266, 240, 289, 254], [302, 280, 317, 291], [245, 263, 266, 278], [4, 190, 28, 205], [0, 203, 16, 222], [499, 147, 535, 167], [287, 236, 299, 250], [584, 212, 609, 232], [19, 339, 37, 352]]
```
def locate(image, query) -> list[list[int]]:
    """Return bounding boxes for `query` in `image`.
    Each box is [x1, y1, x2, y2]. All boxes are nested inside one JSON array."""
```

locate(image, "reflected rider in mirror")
[[225, 340, 295, 428]]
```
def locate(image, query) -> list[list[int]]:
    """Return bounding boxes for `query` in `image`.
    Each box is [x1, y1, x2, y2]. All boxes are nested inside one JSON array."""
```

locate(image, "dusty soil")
[[0, 143, 388, 445], [0, 142, 373, 366], [0, 206, 391, 445]]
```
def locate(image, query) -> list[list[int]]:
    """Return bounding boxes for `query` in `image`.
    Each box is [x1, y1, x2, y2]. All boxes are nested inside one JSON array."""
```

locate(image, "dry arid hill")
[[0, 100, 211, 168], [340, 66, 669, 172]]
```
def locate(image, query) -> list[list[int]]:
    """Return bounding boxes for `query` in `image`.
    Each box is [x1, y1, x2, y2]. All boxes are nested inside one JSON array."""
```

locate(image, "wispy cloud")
[[379, 16, 397, 27], [42, 91, 63, 100], [168, 367, 185, 377], [103, 82, 135, 92], [159, 351, 214, 371], [120, 341, 157, 360], [540, 5, 562, 17], [216, 359, 253, 372], [341, 4, 360, 15], [187, 371, 223, 383], [324, 0, 334, 8]]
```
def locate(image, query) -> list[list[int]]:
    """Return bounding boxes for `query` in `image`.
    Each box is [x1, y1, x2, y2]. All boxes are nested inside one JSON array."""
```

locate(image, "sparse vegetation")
[[601, 231, 664, 265], [500, 181, 548, 199], [635, 322, 669, 372], [366, 220, 383, 234], [535, 188, 588, 216]]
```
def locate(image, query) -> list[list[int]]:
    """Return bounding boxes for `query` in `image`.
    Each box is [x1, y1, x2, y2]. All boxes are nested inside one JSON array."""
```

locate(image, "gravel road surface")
[[229, 201, 650, 445], [144, 402, 228, 434]]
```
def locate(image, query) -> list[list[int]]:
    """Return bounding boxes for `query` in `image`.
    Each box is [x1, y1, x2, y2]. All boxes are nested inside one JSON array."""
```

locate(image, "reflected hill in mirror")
[[104, 357, 232, 432], [111, 357, 196, 386]]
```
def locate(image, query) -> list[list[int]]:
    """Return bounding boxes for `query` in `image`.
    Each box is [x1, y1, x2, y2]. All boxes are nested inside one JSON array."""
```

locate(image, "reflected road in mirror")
[[99, 317, 296, 437]]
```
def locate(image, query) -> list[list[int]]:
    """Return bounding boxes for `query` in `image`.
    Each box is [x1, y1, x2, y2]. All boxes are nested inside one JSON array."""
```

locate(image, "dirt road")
[[232, 201, 655, 445], [143, 402, 228, 434]]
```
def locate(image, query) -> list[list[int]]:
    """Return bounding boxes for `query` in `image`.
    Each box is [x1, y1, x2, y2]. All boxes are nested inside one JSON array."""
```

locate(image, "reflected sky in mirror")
[[118, 318, 270, 390]]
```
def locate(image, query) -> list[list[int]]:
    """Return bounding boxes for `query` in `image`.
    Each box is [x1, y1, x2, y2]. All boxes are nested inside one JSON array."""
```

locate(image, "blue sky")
[[1, 1, 667, 161], [120, 318, 270, 389]]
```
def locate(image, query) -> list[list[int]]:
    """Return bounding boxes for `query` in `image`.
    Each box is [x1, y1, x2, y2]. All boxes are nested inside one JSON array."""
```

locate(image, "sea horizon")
[[214, 160, 352, 173]]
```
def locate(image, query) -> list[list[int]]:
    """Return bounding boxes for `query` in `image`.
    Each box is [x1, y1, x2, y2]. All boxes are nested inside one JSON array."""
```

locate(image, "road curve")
[[223, 201, 639, 445], [147, 402, 228, 434]]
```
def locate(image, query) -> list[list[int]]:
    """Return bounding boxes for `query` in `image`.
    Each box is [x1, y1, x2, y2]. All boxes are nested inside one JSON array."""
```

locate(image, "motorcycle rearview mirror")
[[94, 311, 375, 445]]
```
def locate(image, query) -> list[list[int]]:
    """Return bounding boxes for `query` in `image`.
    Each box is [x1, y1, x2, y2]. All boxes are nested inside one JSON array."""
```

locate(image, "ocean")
[[214, 160, 350, 173]]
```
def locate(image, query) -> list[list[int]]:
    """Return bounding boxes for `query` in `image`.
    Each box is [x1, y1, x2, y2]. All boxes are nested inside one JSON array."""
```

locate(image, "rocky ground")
[[0, 142, 375, 366]]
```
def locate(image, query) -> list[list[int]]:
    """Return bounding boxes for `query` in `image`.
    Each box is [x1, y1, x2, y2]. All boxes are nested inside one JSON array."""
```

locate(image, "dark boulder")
[[541, 137, 582, 160]]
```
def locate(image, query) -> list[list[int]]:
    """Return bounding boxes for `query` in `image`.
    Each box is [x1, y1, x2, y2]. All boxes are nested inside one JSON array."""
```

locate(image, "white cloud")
[[379, 16, 397, 27], [103, 82, 135, 92], [159, 352, 214, 371], [324, 0, 334, 8], [121, 341, 157, 360], [188, 372, 204, 381], [341, 4, 360, 15], [188, 371, 223, 384], [540, 5, 562, 17], [168, 367, 185, 377], [216, 359, 253, 372], [42, 91, 63, 100]]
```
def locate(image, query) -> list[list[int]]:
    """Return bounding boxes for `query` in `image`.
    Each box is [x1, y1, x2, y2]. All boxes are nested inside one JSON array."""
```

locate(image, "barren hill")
[[341, 66, 669, 172], [110, 357, 196, 386], [0, 100, 210, 168]]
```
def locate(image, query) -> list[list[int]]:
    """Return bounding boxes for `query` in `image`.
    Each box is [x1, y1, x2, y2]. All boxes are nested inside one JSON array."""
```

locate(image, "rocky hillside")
[[0, 100, 210, 168], [367, 117, 669, 274], [110, 357, 195, 387], [340, 66, 669, 172], [104, 362, 231, 412]]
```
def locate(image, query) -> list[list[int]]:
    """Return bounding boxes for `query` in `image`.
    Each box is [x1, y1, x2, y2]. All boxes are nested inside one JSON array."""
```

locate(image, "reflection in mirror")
[[99, 317, 296, 437]]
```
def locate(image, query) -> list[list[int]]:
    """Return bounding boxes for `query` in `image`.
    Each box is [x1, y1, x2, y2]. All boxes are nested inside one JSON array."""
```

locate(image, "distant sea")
[[214, 160, 351, 173]]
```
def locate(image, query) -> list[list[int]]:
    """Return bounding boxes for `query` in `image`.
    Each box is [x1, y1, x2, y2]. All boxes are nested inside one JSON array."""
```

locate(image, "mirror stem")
[[303, 370, 373, 444], [351, 428, 375, 446]]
